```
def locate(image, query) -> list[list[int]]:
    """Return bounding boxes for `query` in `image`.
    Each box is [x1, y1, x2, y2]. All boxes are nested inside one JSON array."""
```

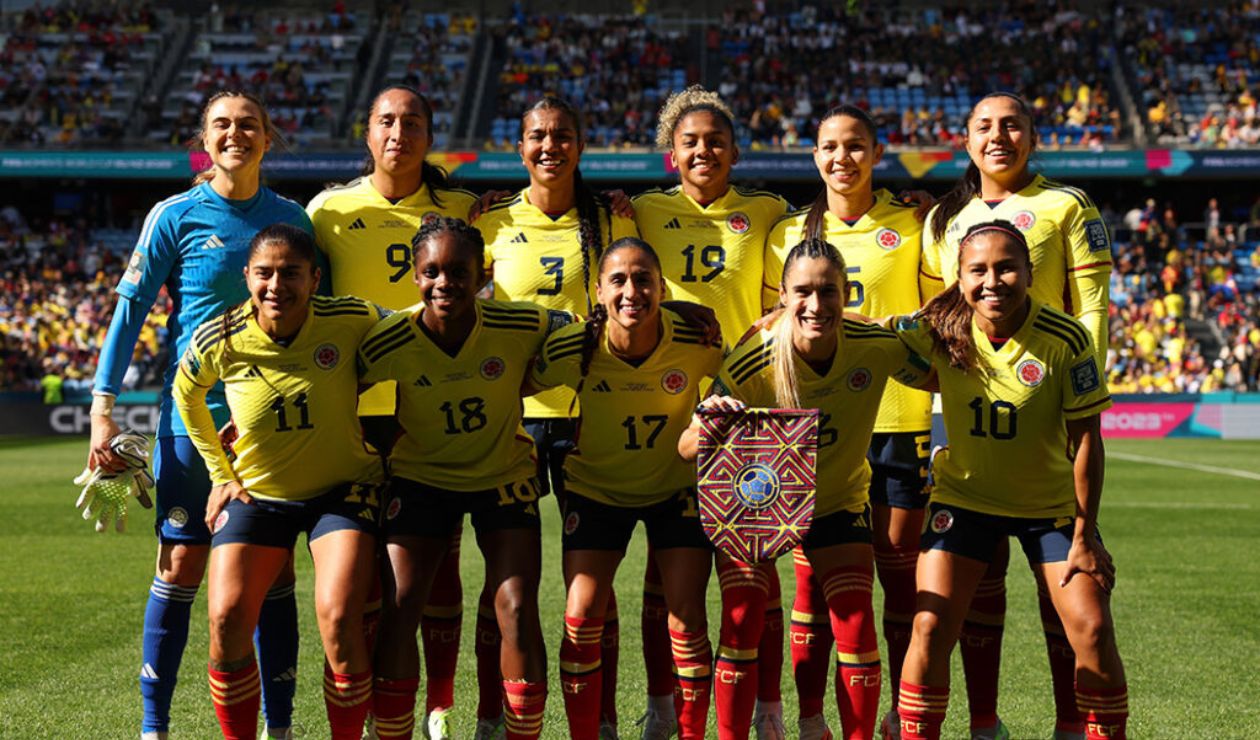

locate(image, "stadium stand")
[[374, 10, 477, 148]]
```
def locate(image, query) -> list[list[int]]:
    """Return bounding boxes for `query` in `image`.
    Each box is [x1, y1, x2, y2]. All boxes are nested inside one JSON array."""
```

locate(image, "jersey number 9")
[[386, 243, 411, 283]]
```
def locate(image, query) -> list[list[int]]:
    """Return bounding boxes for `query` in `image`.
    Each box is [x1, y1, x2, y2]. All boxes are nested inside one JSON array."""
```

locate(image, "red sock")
[[821, 565, 881, 740], [474, 591, 503, 720], [560, 615, 603, 740], [324, 666, 372, 740], [897, 681, 948, 740], [961, 574, 1005, 730], [503, 680, 546, 739], [601, 593, 620, 725], [758, 568, 784, 703], [373, 676, 419, 740], [789, 548, 832, 719], [714, 558, 768, 739], [208, 661, 261, 740], [874, 541, 918, 709], [669, 628, 713, 740], [642, 550, 674, 699], [1077, 684, 1128, 739], [1040, 585, 1084, 733], [421, 532, 462, 712]]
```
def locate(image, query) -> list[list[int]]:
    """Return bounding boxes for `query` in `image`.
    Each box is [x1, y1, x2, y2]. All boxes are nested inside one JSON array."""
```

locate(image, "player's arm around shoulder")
[[356, 305, 415, 385], [530, 319, 585, 391], [511, 300, 578, 396]]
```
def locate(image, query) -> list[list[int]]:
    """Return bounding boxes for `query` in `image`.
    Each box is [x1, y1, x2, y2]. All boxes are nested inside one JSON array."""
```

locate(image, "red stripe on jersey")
[[1067, 261, 1112, 272]]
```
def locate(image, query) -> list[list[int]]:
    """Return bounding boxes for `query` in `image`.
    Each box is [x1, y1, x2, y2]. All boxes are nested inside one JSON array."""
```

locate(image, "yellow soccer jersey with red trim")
[[763, 189, 931, 433], [714, 316, 932, 517], [307, 177, 478, 417], [895, 299, 1112, 519], [173, 297, 386, 501], [633, 185, 791, 343], [357, 299, 573, 491], [920, 174, 1112, 359], [531, 309, 721, 506], [481, 188, 639, 418]]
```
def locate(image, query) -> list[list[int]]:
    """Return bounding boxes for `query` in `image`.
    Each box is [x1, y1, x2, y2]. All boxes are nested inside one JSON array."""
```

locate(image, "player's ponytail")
[[771, 238, 846, 409], [931, 92, 1036, 242], [804, 105, 880, 241], [574, 167, 609, 314]]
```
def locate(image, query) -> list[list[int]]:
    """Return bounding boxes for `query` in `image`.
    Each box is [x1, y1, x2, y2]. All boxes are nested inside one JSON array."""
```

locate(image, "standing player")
[[306, 84, 478, 740], [921, 92, 1113, 740], [173, 224, 386, 740], [680, 239, 933, 740], [475, 96, 637, 739], [763, 106, 931, 740], [359, 219, 558, 740], [894, 221, 1126, 740], [87, 91, 310, 740], [532, 237, 721, 740], [633, 86, 793, 740]]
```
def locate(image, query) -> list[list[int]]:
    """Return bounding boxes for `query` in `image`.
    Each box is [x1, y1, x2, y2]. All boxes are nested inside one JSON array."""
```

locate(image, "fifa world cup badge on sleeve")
[[696, 408, 818, 563]]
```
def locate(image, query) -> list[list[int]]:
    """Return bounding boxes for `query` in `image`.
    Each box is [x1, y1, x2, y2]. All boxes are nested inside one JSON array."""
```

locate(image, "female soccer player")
[[359, 218, 559, 740], [475, 96, 637, 738], [88, 91, 311, 739], [680, 239, 933, 740], [307, 85, 479, 740], [763, 105, 931, 740], [532, 237, 722, 740], [173, 224, 387, 740], [893, 221, 1126, 740], [633, 85, 794, 739], [921, 92, 1113, 740]]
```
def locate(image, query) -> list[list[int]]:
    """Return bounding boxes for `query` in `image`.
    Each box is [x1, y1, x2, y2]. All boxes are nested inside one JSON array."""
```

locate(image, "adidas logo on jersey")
[[202, 234, 225, 250], [510, 232, 529, 243], [664, 217, 682, 230], [414, 375, 432, 387], [592, 379, 612, 392], [244, 365, 264, 379], [348, 218, 366, 230]]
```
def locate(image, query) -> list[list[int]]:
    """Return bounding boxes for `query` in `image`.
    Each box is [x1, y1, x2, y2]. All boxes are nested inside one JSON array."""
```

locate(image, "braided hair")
[[362, 85, 452, 208], [411, 215, 486, 272], [772, 238, 847, 409], [578, 237, 664, 382], [803, 105, 880, 241], [918, 220, 1031, 371]]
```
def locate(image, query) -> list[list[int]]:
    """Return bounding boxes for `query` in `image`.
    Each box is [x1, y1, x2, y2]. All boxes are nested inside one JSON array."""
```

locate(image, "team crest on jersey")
[[1011, 210, 1037, 231], [847, 367, 872, 392], [385, 497, 402, 521], [726, 211, 751, 234], [661, 369, 689, 394], [875, 227, 902, 250], [213, 510, 230, 534], [421, 211, 441, 226], [1017, 359, 1046, 387], [314, 343, 340, 370], [167, 507, 188, 529], [564, 511, 580, 535], [480, 356, 506, 380], [930, 508, 954, 533]]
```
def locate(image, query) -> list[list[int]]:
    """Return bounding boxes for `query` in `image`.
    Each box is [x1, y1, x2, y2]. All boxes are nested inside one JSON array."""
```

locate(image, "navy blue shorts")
[[383, 477, 541, 539], [920, 502, 1079, 564], [153, 435, 213, 545], [801, 503, 874, 550], [210, 483, 382, 549], [561, 489, 710, 553], [523, 417, 576, 498], [866, 432, 931, 510]]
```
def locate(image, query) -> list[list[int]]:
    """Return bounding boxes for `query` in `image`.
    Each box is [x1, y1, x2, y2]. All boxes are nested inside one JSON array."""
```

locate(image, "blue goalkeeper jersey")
[[103, 183, 313, 437]]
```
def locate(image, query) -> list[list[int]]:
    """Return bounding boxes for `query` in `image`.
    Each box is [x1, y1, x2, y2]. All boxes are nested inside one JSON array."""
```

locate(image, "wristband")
[[90, 392, 116, 418]]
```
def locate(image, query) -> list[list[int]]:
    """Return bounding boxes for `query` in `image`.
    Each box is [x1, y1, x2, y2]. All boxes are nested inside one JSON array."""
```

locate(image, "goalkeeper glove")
[[73, 430, 154, 533]]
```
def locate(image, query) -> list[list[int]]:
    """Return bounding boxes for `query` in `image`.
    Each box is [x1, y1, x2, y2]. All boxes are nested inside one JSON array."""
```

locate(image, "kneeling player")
[[173, 225, 387, 739]]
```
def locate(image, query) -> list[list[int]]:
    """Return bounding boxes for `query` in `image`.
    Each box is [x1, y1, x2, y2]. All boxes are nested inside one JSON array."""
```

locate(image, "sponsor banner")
[[1101, 402, 1199, 438], [0, 402, 159, 436]]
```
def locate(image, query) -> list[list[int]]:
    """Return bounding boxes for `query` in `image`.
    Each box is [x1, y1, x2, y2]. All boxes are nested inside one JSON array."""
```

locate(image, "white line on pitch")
[[1106, 501, 1252, 510], [1109, 451, 1260, 482]]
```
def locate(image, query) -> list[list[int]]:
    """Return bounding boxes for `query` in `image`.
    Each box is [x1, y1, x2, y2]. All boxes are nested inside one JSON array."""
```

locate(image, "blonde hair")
[[654, 85, 737, 151], [191, 90, 281, 185], [770, 238, 847, 409]]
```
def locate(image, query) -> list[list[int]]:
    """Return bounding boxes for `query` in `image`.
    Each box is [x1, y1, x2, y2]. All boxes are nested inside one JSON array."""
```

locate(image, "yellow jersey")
[[173, 297, 386, 501], [633, 184, 791, 343], [307, 176, 478, 417], [357, 299, 572, 490], [714, 316, 932, 517], [921, 174, 1112, 360], [480, 187, 639, 419], [764, 189, 931, 433], [895, 300, 1112, 519], [532, 309, 722, 506]]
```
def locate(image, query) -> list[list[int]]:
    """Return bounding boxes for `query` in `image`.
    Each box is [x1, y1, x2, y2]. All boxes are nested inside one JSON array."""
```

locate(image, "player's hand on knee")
[[206, 481, 252, 532], [88, 413, 125, 473], [1061, 534, 1116, 593]]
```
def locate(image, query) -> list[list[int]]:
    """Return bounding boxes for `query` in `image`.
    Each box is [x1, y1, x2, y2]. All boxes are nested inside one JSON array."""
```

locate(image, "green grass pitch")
[[1, 436, 1256, 738]]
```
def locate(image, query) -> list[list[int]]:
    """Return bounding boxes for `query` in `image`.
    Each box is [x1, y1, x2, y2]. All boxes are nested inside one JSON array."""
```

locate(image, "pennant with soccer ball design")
[[696, 408, 819, 563]]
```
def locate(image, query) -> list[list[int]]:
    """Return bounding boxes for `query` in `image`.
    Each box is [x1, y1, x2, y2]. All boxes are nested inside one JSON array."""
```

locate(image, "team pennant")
[[696, 408, 819, 563]]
